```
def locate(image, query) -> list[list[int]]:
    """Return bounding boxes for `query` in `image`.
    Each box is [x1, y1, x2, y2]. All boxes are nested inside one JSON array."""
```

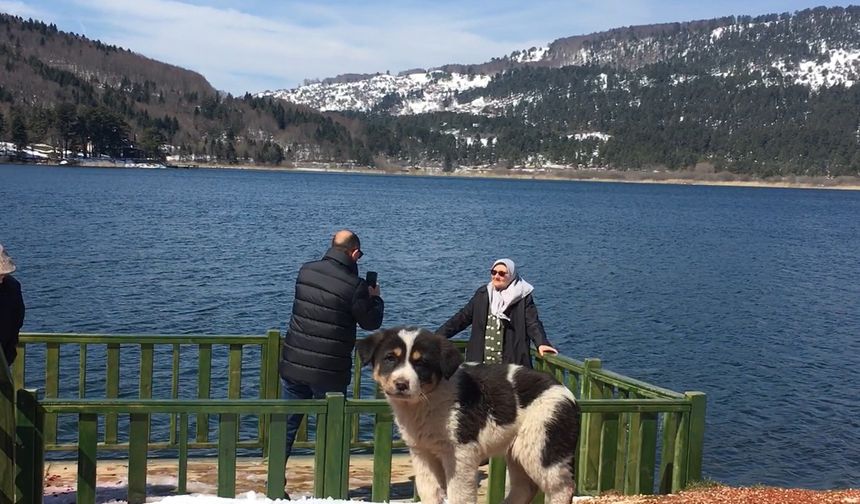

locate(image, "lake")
[[1, 163, 858, 489]]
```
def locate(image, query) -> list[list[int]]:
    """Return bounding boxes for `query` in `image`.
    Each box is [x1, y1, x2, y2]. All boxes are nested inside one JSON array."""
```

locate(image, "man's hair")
[[332, 229, 361, 251]]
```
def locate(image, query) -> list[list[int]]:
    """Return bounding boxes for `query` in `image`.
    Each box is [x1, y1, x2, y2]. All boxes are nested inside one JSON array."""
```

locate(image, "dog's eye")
[[384, 353, 398, 363]]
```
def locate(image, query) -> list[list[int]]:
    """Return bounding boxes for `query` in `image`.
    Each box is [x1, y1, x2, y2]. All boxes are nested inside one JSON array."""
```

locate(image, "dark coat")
[[279, 247, 384, 390], [436, 286, 549, 367], [0, 275, 25, 366]]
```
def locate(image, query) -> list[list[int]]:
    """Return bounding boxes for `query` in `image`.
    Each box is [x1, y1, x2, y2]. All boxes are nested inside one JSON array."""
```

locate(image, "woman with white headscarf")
[[436, 258, 557, 367]]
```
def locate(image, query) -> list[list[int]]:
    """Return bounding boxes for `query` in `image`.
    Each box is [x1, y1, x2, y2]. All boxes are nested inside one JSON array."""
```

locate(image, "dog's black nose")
[[395, 380, 409, 392]]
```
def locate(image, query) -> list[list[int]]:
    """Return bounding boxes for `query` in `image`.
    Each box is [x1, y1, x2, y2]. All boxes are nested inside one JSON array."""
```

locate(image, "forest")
[[2, 9, 859, 177]]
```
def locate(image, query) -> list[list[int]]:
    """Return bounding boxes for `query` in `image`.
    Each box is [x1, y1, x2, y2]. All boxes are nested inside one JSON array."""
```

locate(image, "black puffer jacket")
[[279, 248, 384, 390], [0, 275, 25, 366], [436, 286, 549, 368]]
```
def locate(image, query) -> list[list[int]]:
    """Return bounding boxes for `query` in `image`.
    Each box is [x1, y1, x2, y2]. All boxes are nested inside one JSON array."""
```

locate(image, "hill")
[[266, 6, 860, 177], [0, 14, 370, 165], [3, 8, 860, 178]]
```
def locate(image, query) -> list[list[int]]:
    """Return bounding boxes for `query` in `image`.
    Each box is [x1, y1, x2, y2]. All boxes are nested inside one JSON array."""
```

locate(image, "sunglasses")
[[355, 249, 364, 259], [490, 269, 508, 277]]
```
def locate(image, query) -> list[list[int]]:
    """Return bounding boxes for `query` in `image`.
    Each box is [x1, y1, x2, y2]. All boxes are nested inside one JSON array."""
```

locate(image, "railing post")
[[77, 413, 98, 504], [685, 391, 707, 484], [266, 413, 288, 499], [314, 407, 328, 498], [16, 388, 43, 504], [217, 412, 238, 497], [12, 345, 24, 392], [178, 413, 189, 494], [658, 412, 678, 494], [339, 401, 352, 495], [371, 407, 393, 503], [170, 344, 180, 447], [264, 330, 282, 400], [128, 413, 150, 504], [44, 343, 59, 446], [1, 352, 15, 504], [262, 329, 282, 458], [197, 344, 212, 443], [577, 358, 602, 495], [227, 345, 243, 400], [671, 408, 690, 492], [486, 457, 507, 504], [323, 393, 347, 498], [105, 343, 120, 445]]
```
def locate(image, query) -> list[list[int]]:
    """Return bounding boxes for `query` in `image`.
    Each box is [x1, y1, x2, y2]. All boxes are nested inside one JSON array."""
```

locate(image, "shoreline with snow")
[[5, 158, 858, 192]]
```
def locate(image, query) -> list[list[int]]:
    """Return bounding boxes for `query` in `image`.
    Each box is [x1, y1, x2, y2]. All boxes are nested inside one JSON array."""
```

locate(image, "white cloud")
[[0, 0, 46, 18], [64, 0, 527, 95]]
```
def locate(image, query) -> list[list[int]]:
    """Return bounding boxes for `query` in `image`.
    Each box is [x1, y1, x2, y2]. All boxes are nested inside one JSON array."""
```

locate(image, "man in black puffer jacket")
[[279, 229, 383, 481]]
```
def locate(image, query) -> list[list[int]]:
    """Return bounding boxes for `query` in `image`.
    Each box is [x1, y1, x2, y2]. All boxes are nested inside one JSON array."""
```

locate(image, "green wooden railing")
[[1, 351, 18, 504], [3, 332, 706, 504], [28, 396, 334, 503], [534, 356, 706, 497], [14, 331, 283, 452]]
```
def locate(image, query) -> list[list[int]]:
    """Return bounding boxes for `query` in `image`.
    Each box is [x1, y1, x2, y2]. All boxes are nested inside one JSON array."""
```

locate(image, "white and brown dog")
[[356, 326, 580, 504]]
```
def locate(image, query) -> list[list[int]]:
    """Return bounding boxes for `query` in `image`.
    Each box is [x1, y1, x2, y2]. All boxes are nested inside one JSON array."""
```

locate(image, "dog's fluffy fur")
[[356, 326, 581, 504]]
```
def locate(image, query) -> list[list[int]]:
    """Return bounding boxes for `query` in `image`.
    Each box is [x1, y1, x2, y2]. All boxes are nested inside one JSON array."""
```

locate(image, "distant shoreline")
[[6, 159, 860, 191]]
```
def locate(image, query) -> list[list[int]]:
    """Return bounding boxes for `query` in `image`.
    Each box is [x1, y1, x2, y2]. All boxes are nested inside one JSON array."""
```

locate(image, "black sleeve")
[[351, 279, 384, 330], [524, 294, 549, 347], [16, 282, 25, 330], [436, 292, 477, 338]]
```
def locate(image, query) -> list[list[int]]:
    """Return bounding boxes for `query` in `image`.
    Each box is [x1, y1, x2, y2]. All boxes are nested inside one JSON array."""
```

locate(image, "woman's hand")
[[538, 344, 558, 357]]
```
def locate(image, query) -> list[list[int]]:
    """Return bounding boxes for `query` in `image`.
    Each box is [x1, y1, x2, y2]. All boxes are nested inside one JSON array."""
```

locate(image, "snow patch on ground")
[[265, 71, 491, 114], [158, 492, 290, 503], [774, 48, 860, 89]]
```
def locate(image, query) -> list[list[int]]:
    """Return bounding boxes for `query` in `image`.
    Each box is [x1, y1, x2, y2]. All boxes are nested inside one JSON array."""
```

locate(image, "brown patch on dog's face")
[[361, 328, 411, 399], [358, 327, 464, 403]]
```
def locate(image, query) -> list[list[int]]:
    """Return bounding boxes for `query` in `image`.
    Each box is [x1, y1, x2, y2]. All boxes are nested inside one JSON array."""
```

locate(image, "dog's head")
[[356, 326, 463, 402]]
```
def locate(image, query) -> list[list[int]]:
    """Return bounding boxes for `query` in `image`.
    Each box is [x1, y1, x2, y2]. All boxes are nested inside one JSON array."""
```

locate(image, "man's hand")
[[368, 284, 381, 297]]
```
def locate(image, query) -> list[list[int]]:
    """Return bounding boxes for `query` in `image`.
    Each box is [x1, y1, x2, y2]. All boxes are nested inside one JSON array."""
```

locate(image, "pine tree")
[[11, 112, 28, 153]]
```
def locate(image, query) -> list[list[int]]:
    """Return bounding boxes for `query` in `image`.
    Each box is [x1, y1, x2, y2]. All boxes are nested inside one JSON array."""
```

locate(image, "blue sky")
[[0, 0, 851, 94]]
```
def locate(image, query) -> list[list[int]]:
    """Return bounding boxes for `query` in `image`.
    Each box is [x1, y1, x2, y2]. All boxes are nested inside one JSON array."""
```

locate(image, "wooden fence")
[[1, 332, 706, 504]]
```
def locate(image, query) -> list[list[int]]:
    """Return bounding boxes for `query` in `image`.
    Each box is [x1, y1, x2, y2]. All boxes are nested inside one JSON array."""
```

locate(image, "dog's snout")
[[395, 379, 409, 392]]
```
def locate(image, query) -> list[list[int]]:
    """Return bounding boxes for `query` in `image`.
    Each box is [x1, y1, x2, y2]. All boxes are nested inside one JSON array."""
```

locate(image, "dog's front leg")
[[410, 448, 447, 504], [443, 448, 480, 504]]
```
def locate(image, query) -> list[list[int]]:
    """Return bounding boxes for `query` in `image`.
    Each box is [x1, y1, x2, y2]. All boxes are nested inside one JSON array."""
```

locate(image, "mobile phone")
[[365, 271, 378, 288]]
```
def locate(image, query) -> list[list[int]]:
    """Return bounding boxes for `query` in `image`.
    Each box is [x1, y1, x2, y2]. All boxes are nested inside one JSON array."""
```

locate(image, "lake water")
[[1, 164, 859, 489]]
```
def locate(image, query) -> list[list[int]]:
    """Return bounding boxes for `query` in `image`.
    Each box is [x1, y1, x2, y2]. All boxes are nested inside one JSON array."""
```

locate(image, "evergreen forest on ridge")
[[1, 6, 860, 178]]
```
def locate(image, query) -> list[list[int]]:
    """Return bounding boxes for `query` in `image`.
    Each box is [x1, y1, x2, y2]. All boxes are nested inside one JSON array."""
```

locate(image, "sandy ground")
[[42, 455, 860, 503], [44, 454, 427, 502]]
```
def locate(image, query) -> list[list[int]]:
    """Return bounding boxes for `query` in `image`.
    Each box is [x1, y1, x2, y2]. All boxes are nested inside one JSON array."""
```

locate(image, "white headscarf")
[[0, 244, 16, 275], [487, 258, 533, 321]]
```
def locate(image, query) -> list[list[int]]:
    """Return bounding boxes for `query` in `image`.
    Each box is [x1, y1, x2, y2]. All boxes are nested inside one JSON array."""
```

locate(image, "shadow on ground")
[[45, 484, 176, 504]]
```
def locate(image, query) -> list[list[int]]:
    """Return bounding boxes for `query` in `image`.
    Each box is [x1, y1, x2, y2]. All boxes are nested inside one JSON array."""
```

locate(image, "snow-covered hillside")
[[264, 71, 491, 114], [260, 9, 860, 116]]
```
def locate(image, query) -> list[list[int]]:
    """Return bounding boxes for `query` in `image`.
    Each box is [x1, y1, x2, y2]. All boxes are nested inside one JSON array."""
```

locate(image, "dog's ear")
[[356, 330, 384, 367], [439, 336, 464, 379]]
